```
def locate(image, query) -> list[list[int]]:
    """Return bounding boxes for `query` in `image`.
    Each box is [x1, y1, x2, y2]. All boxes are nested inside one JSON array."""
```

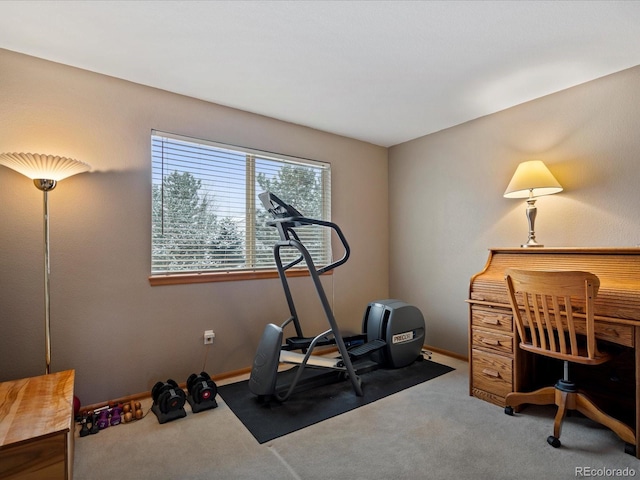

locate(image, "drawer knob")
[[481, 338, 500, 346], [482, 368, 500, 378]]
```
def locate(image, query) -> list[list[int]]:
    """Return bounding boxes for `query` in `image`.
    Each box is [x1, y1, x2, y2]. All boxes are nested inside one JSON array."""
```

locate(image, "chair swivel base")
[[555, 379, 577, 393], [504, 384, 636, 454]]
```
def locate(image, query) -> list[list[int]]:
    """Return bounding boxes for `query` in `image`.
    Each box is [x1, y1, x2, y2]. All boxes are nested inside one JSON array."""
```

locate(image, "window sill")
[[148, 268, 329, 286]]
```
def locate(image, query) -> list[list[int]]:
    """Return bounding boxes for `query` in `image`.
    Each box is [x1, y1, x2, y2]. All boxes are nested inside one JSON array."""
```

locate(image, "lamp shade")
[[0, 152, 90, 181], [503, 160, 563, 199]]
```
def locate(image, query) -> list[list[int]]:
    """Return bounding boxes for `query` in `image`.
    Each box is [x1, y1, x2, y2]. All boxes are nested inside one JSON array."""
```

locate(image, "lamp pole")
[[523, 189, 541, 248], [35, 179, 57, 374]]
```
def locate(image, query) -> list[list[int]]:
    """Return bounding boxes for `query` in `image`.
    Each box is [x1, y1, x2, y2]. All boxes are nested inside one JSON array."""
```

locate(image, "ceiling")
[[1, 1, 640, 147]]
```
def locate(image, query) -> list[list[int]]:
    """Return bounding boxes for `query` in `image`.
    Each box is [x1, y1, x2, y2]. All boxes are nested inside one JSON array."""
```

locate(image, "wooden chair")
[[503, 269, 635, 453]]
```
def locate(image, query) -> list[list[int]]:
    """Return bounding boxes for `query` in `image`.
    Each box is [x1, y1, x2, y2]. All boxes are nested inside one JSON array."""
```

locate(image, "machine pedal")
[[348, 339, 386, 358], [286, 335, 333, 350]]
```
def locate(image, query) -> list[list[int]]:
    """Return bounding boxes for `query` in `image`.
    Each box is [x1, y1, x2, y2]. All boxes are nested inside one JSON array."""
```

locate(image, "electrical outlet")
[[203, 330, 215, 345]]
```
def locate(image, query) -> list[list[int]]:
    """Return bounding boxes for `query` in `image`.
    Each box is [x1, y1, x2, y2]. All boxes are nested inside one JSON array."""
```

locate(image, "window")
[[151, 131, 331, 282]]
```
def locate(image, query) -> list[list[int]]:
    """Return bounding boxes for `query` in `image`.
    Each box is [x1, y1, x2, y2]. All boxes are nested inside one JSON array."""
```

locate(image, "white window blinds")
[[151, 131, 331, 275]]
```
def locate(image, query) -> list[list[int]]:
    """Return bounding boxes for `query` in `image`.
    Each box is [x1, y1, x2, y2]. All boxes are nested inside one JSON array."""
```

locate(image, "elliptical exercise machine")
[[249, 192, 425, 402]]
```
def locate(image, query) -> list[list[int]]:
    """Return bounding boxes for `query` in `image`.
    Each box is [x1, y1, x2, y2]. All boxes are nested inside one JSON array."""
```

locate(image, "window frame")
[[149, 130, 332, 285]]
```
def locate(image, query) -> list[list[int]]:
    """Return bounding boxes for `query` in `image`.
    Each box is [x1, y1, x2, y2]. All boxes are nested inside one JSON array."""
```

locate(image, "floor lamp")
[[0, 152, 91, 374]]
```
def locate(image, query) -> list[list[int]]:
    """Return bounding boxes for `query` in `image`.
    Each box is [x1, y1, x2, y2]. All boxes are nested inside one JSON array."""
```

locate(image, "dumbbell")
[[186, 371, 218, 413], [110, 405, 122, 426], [186, 372, 218, 404], [121, 401, 143, 422], [151, 379, 186, 414], [96, 409, 110, 429], [88, 410, 99, 435], [79, 412, 90, 437]]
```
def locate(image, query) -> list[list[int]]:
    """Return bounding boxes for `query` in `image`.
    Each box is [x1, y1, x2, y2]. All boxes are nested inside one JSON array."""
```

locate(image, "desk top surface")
[[488, 247, 640, 254], [470, 247, 640, 323], [0, 370, 74, 448]]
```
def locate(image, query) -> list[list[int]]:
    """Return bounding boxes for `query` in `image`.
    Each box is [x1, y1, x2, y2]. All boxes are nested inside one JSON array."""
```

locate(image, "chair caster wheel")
[[624, 443, 636, 456], [504, 406, 514, 416], [547, 436, 561, 448]]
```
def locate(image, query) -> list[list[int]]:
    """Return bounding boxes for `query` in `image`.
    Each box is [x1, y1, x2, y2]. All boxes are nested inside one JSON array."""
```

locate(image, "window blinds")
[[151, 131, 331, 275]]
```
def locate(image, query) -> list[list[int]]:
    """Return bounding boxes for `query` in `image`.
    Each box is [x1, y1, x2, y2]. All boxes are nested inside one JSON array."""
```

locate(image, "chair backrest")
[[504, 269, 604, 364]]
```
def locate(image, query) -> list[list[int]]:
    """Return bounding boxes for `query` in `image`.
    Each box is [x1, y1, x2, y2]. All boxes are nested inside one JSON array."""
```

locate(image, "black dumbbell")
[[186, 371, 217, 404], [151, 379, 186, 414]]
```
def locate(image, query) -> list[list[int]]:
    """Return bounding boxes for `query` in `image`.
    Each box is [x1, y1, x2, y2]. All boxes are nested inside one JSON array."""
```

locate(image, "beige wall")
[[3, 45, 638, 404], [0, 49, 389, 404], [388, 65, 640, 357]]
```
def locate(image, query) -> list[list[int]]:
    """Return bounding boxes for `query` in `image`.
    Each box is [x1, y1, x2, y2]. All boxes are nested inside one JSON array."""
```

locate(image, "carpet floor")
[[72, 353, 638, 480]]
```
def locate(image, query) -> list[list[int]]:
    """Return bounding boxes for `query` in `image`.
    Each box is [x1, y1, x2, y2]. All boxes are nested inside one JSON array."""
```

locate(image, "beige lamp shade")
[[0, 152, 90, 181], [503, 160, 563, 199]]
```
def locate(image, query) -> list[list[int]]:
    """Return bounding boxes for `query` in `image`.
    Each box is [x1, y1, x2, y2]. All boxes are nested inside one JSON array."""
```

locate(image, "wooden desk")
[[468, 248, 640, 457], [0, 370, 75, 479]]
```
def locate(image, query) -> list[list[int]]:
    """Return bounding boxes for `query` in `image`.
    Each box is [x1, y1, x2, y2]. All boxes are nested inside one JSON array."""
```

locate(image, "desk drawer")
[[520, 317, 635, 348], [472, 349, 512, 399], [472, 329, 513, 355], [594, 322, 634, 348], [471, 308, 513, 333]]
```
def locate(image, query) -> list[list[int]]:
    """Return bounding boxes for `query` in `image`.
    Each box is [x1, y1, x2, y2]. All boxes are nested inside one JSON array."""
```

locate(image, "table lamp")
[[504, 160, 562, 248], [0, 152, 91, 374]]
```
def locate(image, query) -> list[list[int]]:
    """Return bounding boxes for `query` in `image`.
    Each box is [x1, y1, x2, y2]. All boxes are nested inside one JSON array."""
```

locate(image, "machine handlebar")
[[259, 191, 350, 274]]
